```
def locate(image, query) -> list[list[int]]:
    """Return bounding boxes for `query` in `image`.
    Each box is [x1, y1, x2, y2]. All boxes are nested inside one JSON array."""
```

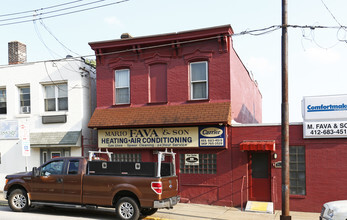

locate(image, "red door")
[[249, 152, 271, 201]]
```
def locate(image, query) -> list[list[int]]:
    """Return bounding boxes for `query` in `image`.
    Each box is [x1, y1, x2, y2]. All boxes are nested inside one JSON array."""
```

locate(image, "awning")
[[240, 140, 275, 151], [30, 131, 81, 147], [88, 102, 232, 128]]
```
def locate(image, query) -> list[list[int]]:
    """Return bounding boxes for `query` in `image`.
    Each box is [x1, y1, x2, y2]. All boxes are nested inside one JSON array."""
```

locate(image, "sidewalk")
[[150, 203, 320, 220], [0, 194, 319, 220]]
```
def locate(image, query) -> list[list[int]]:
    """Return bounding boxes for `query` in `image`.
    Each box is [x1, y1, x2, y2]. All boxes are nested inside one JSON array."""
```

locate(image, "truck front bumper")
[[154, 196, 180, 209]]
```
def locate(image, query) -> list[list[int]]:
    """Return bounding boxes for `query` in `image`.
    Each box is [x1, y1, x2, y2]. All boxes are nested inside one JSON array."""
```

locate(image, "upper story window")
[[190, 61, 208, 100], [0, 88, 6, 114], [44, 83, 68, 112], [115, 69, 130, 104], [19, 86, 31, 114]]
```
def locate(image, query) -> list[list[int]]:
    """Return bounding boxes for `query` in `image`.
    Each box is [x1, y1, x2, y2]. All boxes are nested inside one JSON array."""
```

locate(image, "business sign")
[[304, 121, 347, 138], [98, 126, 226, 148], [302, 94, 347, 120], [22, 140, 31, 157], [302, 95, 347, 138], [199, 126, 225, 147], [185, 154, 199, 166], [0, 120, 18, 139]]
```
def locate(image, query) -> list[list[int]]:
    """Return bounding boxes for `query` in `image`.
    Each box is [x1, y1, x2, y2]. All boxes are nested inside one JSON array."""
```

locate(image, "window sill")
[[290, 195, 306, 199], [112, 104, 131, 107], [147, 101, 168, 105], [187, 99, 210, 103], [0, 115, 7, 119], [40, 111, 68, 117]]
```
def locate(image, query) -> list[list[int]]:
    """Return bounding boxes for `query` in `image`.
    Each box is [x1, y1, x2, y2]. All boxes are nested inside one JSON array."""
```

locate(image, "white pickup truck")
[[320, 200, 347, 220]]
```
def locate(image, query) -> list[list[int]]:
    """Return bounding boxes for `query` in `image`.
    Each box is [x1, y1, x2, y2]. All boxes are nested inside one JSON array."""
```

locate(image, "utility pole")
[[280, 0, 291, 220]]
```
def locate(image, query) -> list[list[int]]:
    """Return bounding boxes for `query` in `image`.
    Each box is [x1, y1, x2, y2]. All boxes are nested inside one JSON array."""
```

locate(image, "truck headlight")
[[327, 209, 334, 218]]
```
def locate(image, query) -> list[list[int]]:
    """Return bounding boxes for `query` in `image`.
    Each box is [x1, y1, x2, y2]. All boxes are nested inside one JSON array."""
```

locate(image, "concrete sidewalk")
[[0, 194, 319, 220], [150, 203, 320, 220]]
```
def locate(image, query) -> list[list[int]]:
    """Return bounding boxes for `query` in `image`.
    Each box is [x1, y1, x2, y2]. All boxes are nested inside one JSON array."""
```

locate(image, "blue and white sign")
[[0, 120, 18, 140], [302, 94, 347, 138], [199, 126, 225, 147], [302, 94, 347, 120]]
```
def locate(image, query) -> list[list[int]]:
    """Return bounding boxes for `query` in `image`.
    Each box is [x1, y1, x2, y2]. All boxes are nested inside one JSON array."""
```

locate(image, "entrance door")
[[249, 152, 271, 201]]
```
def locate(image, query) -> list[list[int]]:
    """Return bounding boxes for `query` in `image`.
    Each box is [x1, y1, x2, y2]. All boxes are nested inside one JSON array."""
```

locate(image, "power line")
[[320, 0, 343, 27], [0, 0, 84, 18], [0, 0, 130, 27]]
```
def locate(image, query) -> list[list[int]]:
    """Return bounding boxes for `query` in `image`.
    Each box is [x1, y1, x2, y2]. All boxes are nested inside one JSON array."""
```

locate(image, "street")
[[0, 205, 122, 220]]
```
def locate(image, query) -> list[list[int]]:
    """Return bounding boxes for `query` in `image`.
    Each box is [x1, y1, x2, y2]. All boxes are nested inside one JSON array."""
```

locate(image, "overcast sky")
[[0, 0, 346, 123]]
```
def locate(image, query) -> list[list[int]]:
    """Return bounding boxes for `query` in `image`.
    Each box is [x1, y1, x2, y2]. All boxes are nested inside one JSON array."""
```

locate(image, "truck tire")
[[140, 208, 158, 216], [8, 189, 29, 212], [115, 197, 140, 220]]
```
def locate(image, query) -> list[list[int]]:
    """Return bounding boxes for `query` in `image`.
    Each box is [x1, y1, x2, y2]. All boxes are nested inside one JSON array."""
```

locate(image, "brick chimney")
[[8, 41, 27, 65]]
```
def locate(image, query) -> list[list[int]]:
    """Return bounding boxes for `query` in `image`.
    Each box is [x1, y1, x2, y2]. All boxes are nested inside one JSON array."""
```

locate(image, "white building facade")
[[0, 41, 96, 189]]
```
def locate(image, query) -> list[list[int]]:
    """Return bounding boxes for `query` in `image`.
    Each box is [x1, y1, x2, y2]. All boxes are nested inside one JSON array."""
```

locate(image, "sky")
[[0, 0, 346, 123]]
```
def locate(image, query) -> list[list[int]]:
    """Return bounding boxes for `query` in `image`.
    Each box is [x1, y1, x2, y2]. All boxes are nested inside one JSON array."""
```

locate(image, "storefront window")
[[112, 153, 141, 162], [180, 154, 216, 174], [289, 146, 306, 195]]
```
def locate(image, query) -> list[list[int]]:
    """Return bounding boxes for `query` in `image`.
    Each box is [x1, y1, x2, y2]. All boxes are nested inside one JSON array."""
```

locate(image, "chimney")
[[8, 41, 27, 65], [120, 33, 132, 39]]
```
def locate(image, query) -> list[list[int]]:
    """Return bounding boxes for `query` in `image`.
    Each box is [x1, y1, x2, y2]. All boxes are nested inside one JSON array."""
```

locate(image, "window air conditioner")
[[20, 106, 31, 114]]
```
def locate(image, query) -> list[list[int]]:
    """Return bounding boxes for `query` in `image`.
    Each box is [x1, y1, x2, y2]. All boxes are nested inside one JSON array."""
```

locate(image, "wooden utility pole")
[[280, 0, 291, 220]]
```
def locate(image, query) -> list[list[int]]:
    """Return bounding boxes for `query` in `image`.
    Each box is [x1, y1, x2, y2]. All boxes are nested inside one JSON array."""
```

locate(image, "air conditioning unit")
[[20, 106, 31, 114]]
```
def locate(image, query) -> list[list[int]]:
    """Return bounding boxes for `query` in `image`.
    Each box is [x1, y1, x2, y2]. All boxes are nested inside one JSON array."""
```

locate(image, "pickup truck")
[[3, 149, 179, 220]]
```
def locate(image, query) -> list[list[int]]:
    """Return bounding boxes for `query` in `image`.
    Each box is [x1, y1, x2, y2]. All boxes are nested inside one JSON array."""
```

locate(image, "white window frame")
[[115, 69, 130, 104], [19, 86, 31, 114], [0, 88, 6, 114], [190, 61, 208, 100], [44, 83, 68, 112]]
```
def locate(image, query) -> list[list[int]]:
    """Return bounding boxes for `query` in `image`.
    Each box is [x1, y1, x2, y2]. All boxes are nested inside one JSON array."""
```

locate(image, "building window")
[[0, 88, 6, 114], [44, 84, 68, 111], [290, 146, 306, 195], [19, 87, 31, 114], [112, 153, 141, 162], [190, 61, 208, 100], [149, 63, 167, 103], [180, 154, 216, 174], [115, 69, 130, 104]]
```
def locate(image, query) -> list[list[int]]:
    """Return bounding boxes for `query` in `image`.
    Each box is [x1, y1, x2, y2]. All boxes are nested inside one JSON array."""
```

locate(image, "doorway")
[[249, 152, 271, 201]]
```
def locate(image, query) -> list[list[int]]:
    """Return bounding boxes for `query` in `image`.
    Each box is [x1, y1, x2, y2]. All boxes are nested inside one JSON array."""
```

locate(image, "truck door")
[[62, 160, 82, 204], [30, 159, 65, 202]]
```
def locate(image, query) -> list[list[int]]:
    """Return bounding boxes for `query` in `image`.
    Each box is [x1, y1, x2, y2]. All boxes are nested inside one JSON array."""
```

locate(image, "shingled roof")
[[88, 102, 232, 128]]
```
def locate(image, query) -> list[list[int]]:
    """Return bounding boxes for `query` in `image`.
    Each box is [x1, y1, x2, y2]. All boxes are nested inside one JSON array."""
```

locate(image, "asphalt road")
[[0, 204, 128, 220]]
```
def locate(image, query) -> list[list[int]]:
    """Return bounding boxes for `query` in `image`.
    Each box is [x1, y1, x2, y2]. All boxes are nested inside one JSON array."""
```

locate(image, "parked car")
[[320, 200, 347, 220], [4, 149, 179, 220]]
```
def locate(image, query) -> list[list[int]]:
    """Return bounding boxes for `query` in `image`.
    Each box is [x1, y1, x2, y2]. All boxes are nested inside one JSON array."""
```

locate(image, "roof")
[[30, 131, 81, 146], [89, 25, 233, 50], [88, 102, 232, 129]]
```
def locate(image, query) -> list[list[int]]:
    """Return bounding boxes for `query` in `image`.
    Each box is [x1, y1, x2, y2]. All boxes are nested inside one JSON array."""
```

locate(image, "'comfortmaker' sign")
[[302, 94, 347, 120], [302, 94, 347, 138], [98, 126, 225, 148]]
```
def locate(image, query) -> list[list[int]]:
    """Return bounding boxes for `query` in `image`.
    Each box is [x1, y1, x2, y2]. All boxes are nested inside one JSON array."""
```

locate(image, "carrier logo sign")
[[199, 126, 225, 147], [200, 127, 223, 137]]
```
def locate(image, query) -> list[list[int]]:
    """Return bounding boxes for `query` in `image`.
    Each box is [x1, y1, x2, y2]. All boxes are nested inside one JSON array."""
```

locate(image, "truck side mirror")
[[32, 167, 40, 177]]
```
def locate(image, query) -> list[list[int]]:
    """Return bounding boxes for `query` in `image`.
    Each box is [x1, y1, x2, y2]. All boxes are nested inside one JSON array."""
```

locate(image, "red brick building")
[[88, 25, 343, 212]]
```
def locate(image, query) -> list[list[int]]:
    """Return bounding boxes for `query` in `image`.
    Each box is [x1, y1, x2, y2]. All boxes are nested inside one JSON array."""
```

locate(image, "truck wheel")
[[140, 208, 158, 216], [115, 197, 140, 220], [8, 189, 29, 212]]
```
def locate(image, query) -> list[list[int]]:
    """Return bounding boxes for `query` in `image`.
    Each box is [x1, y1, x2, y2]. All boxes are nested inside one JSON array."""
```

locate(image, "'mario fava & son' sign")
[[98, 126, 225, 148]]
